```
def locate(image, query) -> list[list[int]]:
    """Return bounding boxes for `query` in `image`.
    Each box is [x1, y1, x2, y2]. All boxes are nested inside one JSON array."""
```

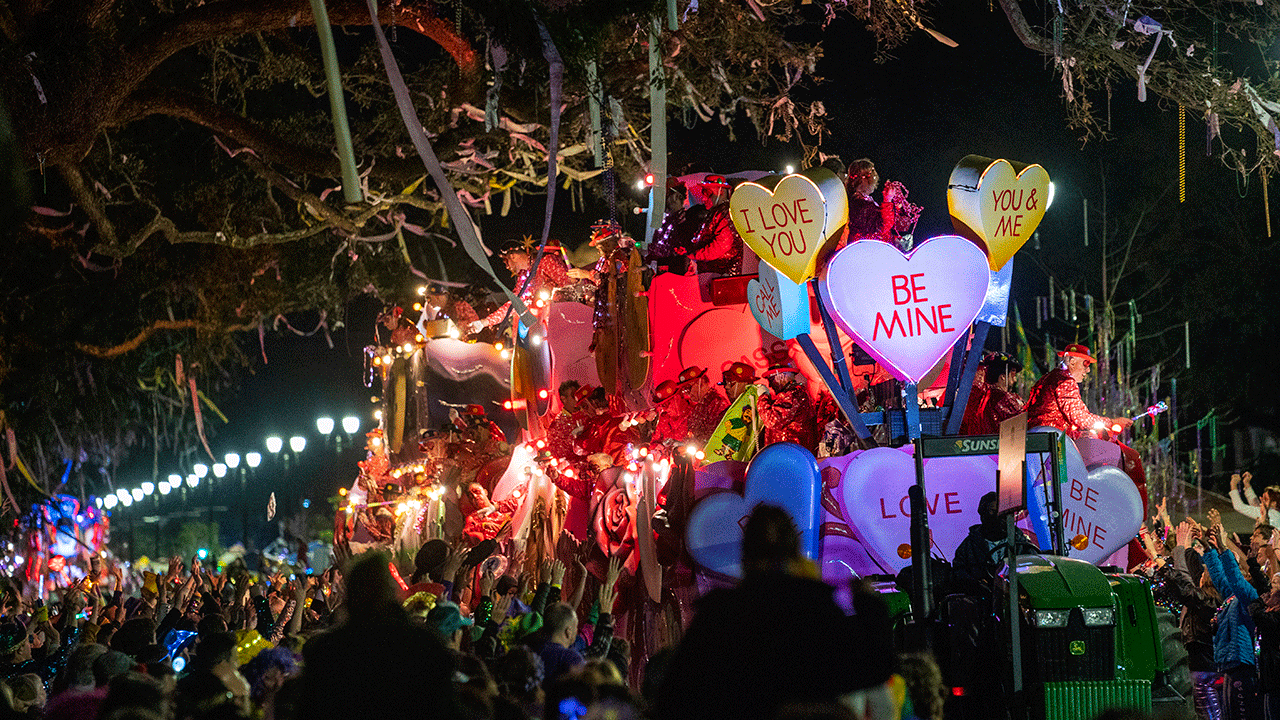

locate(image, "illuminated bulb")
[[104, 495, 118, 510], [213, 463, 227, 478], [343, 416, 360, 434], [290, 436, 306, 453], [187, 474, 199, 488], [121, 494, 133, 507], [784, 164, 795, 174], [396, 503, 407, 514], [373, 410, 383, 420], [538, 389, 549, 399], [373, 356, 383, 365], [116, 489, 129, 502], [246, 451, 262, 468], [415, 334, 424, 342], [635, 179, 647, 191], [564, 468, 575, 478], [1111, 424, 1123, 432], [494, 342, 504, 351], [1092, 420, 1107, 430], [448, 328, 460, 339], [266, 436, 283, 454], [695, 450, 705, 460], [158, 481, 171, 494], [638, 447, 648, 457], [94, 497, 103, 509], [339, 487, 348, 496], [383, 354, 392, 364], [194, 463, 209, 478], [131, 488, 144, 502], [371, 437, 382, 448], [141, 482, 155, 496], [685, 445, 697, 455], [535, 440, 546, 449], [530, 335, 543, 346], [402, 343, 415, 353], [225, 453, 241, 468], [500, 349, 511, 360], [538, 290, 551, 301], [417, 286, 427, 295], [412, 303, 423, 312]]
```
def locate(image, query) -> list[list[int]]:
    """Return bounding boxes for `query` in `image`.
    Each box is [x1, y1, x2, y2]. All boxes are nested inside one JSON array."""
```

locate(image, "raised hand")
[[1232, 473, 1242, 490], [492, 591, 514, 620], [1176, 520, 1193, 549], [550, 560, 566, 586], [479, 567, 496, 598], [1244, 471, 1254, 485], [441, 546, 467, 579], [598, 557, 623, 614]]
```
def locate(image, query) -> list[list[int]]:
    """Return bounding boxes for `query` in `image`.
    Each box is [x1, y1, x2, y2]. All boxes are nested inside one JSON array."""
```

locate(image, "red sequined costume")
[[651, 395, 691, 446], [1025, 367, 1109, 439], [686, 391, 730, 446], [688, 204, 743, 275], [959, 386, 1025, 436], [479, 253, 574, 328], [757, 385, 818, 451], [840, 180, 922, 254]]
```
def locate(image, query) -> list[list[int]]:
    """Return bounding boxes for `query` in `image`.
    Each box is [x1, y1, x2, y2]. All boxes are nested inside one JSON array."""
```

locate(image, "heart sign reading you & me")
[[821, 236, 990, 383], [747, 262, 811, 340], [947, 155, 1050, 271], [730, 167, 848, 285]]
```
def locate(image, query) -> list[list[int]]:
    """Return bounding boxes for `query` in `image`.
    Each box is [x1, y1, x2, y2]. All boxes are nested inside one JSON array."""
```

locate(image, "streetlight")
[[342, 416, 360, 435], [104, 495, 118, 510], [316, 417, 335, 436], [246, 452, 262, 468], [186, 474, 199, 489], [116, 489, 129, 503], [194, 463, 209, 479], [213, 463, 227, 479], [131, 488, 144, 502], [289, 436, 306, 453], [141, 482, 155, 496], [121, 494, 133, 507], [158, 481, 170, 495], [94, 497, 103, 509], [225, 453, 240, 469], [168, 473, 182, 488], [265, 436, 283, 454]]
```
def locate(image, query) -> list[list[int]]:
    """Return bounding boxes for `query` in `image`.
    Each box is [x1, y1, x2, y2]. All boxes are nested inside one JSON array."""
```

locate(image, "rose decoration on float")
[[946, 155, 1051, 271], [820, 236, 991, 383], [590, 467, 640, 575], [730, 167, 848, 285]]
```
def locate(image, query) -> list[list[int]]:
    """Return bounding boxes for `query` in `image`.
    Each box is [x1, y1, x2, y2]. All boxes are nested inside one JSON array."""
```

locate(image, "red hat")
[[701, 174, 731, 188], [465, 404, 486, 417], [764, 364, 800, 378], [573, 385, 595, 404], [653, 380, 679, 403], [1057, 344, 1097, 364], [720, 362, 757, 385], [677, 366, 707, 386]]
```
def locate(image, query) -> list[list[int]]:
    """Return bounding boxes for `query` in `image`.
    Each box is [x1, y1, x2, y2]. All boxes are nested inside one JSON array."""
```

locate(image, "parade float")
[[333, 153, 1183, 717]]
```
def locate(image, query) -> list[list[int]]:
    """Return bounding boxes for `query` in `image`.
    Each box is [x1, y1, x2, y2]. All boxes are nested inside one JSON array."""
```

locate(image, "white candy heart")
[[746, 262, 810, 340]]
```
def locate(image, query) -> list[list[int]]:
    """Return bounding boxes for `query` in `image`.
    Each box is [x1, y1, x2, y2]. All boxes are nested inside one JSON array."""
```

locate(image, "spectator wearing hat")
[[650, 380, 691, 447], [426, 601, 474, 651], [471, 240, 574, 334], [423, 283, 479, 339], [687, 175, 743, 276], [679, 366, 729, 446], [958, 353, 1026, 436], [1025, 344, 1132, 438], [757, 364, 819, 452]]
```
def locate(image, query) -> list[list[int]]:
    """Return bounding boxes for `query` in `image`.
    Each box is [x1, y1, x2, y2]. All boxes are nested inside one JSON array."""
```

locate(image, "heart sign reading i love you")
[[747, 262, 811, 340], [730, 167, 848, 285], [821, 236, 990, 383], [947, 155, 1050, 271]]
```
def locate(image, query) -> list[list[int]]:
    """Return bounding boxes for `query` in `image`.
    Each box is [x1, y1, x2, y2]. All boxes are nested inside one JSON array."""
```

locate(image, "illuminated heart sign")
[[947, 155, 1050, 271], [730, 168, 848, 285], [821, 236, 990, 382], [834, 447, 1002, 573], [747, 262, 810, 340]]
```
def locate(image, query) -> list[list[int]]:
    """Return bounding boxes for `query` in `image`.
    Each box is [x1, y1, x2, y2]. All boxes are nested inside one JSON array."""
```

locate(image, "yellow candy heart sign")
[[730, 167, 848, 285], [947, 155, 1050, 271]]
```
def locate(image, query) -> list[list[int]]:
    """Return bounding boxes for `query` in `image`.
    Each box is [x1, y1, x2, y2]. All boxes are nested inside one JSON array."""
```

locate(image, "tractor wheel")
[[1153, 608, 1192, 707]]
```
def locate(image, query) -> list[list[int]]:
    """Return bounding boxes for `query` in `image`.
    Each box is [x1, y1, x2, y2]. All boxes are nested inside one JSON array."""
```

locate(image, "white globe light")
[[158, 481, 171, 494], [131, 488, 144, 502], [104, 495, 118, 510], [120, 494, 132, 507], [266, 436, 283, 454], [225, 453, 241, 469], [186, 474, 199, 489], [94, 497, 103, 509], [316, 417, 335, 435], [342, 416, 360, 434], [246, 452, 262, 468], [290, 436, 307, 453], [213, 463, 227, 478], [194, 463, 209, 478], [168, 473, 182, 487], [141, 482, 155, 496], [116, 489, 129, 502]]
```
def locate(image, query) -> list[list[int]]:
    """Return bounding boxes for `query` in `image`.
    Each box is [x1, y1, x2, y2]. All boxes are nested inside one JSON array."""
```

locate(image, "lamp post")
[[244, 451, 262, 550]]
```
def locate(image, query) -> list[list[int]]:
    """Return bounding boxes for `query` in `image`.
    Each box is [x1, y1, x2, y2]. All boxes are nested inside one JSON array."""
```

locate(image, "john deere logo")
[[1069, 640, 1086, 655]]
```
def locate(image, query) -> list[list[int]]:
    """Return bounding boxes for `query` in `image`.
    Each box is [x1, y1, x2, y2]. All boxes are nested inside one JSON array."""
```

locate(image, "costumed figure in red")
[[645, 178, 709, 275], [756, 364, 819, 452], [679, 366, 729, 447], [378, 305, 419, 347], [959, 353, 1026, 436], [471, 240, 574, 334], [840, 158, 922, 253], [422, 283, 479, 339], [1025, 345, 1132, 438], [685, 175, 743, 276], [650, 380, 691, 448], [459, 481, 520, 545]]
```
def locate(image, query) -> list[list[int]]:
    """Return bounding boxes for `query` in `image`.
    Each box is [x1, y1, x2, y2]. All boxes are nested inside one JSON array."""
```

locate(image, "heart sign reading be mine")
[[821, 236, 990, 383], [747, 262, 811, 340], [730, 167, 848, 285], [947, 155, 1050, 271]]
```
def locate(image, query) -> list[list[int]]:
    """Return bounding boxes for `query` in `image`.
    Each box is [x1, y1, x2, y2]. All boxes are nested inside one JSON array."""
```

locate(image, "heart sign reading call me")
[[747, 262, 811, 340], [730, 167, 848, 285], [947, 155, 1050, 271], [821, 236, 990, 383]]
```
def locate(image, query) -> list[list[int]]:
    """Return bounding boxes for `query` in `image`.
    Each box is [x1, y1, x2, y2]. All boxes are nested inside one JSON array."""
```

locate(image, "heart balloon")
[[836, 447, 1002, 573], [1025, 427, 1143, 564], [821, 236, 990, 382], [747, 262, 811, 340], [730, 168, 848, 285], [947, 155, 1050, 271], [686, 443, 821, 578]]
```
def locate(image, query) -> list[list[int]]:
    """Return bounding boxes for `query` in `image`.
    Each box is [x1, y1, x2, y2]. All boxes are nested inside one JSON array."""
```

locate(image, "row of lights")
[[97, 416, 363, 512]]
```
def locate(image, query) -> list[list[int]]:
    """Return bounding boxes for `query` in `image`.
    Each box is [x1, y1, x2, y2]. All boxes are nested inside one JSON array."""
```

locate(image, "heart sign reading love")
[[947, 155, 1051, 271], [747, 262, 811, 340], [821, 236, 990, 383], [730, 167, 848, 285]]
